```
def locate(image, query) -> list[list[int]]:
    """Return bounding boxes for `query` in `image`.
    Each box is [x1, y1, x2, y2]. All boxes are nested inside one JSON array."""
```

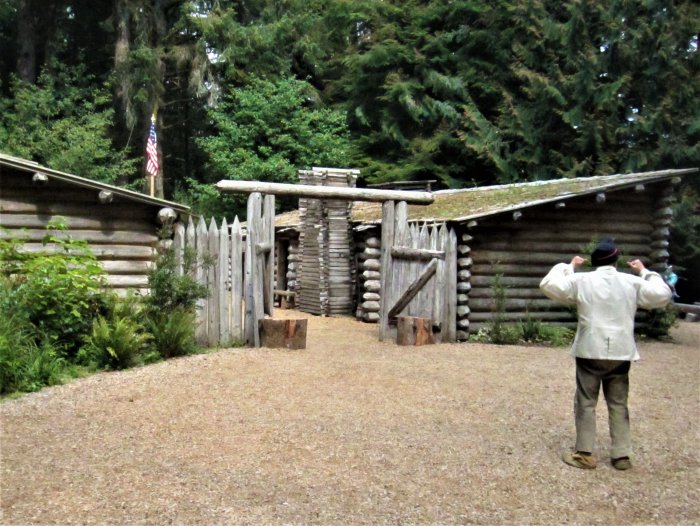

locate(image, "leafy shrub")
[[1, 220, 108, 355], [146, 307, 198, 358], [79, 315, 152, 370], [145, 247, 208, 314], [518, 314, 575, 346], [639, 306, 678, 340], [0, 278, 71, 394]]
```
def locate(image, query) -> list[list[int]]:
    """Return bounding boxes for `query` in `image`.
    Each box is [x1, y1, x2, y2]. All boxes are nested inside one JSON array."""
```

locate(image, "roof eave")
[[0, 153, 191, 213]]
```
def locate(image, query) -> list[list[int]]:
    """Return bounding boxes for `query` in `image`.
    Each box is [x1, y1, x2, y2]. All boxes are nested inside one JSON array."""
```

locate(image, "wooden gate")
[[378, 201, 457, 342], [173, 192, 274, 348]]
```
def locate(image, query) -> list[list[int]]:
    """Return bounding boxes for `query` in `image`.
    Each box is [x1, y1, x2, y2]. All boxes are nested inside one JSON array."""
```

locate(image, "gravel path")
[[1, 314, 698, 526]]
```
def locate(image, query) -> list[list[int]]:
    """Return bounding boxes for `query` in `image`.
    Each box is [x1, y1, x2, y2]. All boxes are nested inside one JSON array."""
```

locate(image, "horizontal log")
[[468, 321, 578, 332], [471, 241, 650, 255], [0, 199, 153, 220], [471, 264, 551, 277], [16, 243, 156, 260], [469, 298, 560, 312], [468, 311, 576, 322], [471, 276, 543, 288], [473, 220, 652, 236], [0, 227, 158, 246], [0, 213, 154, 232], [105, 275, 149, 287], [273, 290, 296, 298], [672, 303, 700, 315], [391, 246, 445, 261], [468, 288, 546, 300], [217, 180, 434, 204], [100, 260, 153, 274], [466, 228, 651, 245]]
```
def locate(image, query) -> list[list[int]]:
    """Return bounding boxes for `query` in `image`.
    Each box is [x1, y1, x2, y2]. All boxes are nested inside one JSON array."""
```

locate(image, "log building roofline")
[[275, 168, 698, 228], [0, 153, 190, 213]]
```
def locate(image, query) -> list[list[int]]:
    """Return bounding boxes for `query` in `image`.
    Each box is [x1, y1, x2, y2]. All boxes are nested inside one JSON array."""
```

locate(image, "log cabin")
[[274, 168, 698, 339], [0, 153, 190, 292]]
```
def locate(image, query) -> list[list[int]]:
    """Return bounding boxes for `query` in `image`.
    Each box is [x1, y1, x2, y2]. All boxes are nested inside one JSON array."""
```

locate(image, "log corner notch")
[[98, 190, 114, 204], [32, 171, 48, 185], [157, 207, 178, 239]]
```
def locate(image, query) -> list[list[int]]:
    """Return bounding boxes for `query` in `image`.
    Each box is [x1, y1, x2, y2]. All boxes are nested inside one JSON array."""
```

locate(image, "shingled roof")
[[275, 168, 697, 228]]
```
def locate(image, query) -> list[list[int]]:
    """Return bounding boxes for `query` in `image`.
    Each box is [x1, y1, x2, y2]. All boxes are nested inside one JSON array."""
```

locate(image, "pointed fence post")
[[245, 193, 263, 347], [230, 216, 244, 342], [445, 227, 458, 342], [195, 217, 208, 345], [263, 194, 276, 316], [173, 222, 185, 276], [219, 218, 231, 345], [207, 218, 220, 347]]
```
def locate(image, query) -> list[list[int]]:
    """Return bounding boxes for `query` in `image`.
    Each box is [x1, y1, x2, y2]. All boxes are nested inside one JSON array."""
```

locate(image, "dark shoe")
[[562, 451, 597, 469], [612, 457, 632, 470]]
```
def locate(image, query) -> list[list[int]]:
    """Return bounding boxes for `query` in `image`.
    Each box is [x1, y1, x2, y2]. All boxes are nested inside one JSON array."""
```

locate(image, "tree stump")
[[260, 319, 307, 349], [396, 316, 434, 346]]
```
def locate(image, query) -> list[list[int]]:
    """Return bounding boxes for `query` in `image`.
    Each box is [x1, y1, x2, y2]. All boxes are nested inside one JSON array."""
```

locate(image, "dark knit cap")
[[591, 238, 620, 267]]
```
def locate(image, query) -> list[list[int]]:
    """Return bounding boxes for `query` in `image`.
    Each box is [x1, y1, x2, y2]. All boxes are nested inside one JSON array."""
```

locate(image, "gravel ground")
[[1, 313, 698, 526]]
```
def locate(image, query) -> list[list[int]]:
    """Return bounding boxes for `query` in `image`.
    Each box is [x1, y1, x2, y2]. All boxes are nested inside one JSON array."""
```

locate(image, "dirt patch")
[[1, 314, 698, 525]]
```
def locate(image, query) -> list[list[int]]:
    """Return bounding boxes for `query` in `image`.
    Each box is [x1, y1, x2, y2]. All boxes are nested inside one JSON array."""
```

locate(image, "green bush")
[[147, 307, 198, 358], [639, 306, 678, 340], [145, 248, 208, 314], [79, 315, 152, 370], [1, 220, 108, 355], [0, 278, 71, 394]]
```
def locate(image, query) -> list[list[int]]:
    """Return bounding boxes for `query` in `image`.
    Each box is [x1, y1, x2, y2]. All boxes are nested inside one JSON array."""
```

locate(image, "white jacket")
[[540, 264, 672, 361]]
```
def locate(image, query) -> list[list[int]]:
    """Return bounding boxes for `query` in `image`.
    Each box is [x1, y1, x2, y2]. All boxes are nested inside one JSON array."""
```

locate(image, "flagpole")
[[146, 107, 158, 197]]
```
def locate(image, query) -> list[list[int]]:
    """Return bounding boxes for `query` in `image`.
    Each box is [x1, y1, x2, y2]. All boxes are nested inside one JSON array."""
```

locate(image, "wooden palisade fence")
[[172, 192, 274, 348]]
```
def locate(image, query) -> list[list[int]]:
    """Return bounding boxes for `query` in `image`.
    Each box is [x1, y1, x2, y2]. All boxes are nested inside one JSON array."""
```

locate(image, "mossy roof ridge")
[[274, 168, 697, 228]]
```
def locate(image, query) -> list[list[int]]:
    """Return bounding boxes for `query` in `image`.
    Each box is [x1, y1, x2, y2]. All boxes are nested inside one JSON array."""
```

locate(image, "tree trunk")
[[16, 0, 36, 83]]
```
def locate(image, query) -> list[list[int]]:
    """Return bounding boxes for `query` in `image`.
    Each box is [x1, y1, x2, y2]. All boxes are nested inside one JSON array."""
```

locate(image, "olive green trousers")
[[574, 357, 632, 459]]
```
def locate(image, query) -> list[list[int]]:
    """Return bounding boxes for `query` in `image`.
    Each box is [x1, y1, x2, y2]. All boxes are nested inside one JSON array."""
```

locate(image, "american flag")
[[146, 115, 159, 177]]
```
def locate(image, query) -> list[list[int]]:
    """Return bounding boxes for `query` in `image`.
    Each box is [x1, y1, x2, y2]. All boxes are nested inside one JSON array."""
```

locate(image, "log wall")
[[463, 181, 676, 335], [0, 167, 172, 290]]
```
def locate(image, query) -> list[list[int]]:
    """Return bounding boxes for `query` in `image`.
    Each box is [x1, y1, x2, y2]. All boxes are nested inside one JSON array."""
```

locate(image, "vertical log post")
[[379, 200, 395, 341], [218, 218, 231, 344], [230, 217, 243, 342]]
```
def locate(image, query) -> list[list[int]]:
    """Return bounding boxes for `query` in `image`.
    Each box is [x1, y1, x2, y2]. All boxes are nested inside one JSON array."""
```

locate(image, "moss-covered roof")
[[275, 168, 696, 228]]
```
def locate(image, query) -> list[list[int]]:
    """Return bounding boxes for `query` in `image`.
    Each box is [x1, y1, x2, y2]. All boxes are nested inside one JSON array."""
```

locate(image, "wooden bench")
[[273, 290, 296, 309]]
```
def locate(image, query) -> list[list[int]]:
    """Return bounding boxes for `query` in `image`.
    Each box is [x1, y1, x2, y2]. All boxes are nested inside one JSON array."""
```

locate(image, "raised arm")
[[539, 256, 584, 306], [628, 259, 673, 310]]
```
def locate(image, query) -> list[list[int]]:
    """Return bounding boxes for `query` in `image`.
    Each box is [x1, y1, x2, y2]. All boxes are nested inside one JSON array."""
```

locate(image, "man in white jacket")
[[540, 239, 672, 470]]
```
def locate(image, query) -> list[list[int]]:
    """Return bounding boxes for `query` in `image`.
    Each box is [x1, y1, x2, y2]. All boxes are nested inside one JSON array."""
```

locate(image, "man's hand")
[[570, 256, 586, 270], [628, 259, 646, 275]]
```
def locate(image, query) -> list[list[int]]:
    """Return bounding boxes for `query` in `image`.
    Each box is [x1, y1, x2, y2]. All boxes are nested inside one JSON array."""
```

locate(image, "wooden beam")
[[255, 241, 272, 254], [672, 303, 700, 315], [216, 180, 434, 204], [387, 258, 439, 320], [391, 246, 445, 261]]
